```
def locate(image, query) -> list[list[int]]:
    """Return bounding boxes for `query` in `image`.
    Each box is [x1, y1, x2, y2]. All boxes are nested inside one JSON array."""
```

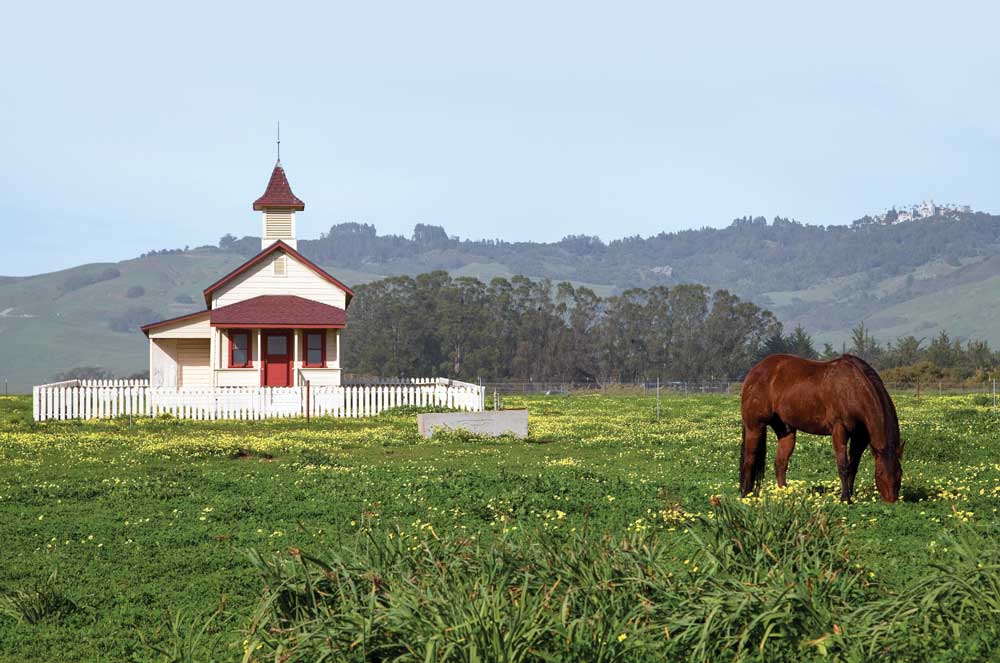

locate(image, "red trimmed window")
[[303, 331, 326, 367], [229, 331, 252, 368]]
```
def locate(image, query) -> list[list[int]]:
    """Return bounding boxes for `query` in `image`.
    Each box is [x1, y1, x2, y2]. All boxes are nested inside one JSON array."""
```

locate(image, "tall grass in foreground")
[[137, 607, 230, 663], [0, 571, 77, 625], [852, 528, 1000, 661], [243, 495, 1000, 662]]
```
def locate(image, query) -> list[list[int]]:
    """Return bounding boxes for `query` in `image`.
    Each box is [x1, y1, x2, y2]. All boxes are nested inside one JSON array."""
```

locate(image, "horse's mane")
[[841, 354, 900, 452]]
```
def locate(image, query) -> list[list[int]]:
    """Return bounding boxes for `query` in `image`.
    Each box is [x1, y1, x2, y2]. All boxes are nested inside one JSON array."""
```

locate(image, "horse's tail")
[[739, 423, 767, 496]]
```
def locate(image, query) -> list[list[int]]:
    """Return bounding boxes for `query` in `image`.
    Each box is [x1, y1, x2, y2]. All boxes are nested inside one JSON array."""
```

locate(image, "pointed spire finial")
[[276, 121, 281, 164]]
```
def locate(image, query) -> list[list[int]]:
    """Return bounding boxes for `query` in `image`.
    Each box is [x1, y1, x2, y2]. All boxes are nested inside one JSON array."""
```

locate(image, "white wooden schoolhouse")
[[141, 160, 352, 388]]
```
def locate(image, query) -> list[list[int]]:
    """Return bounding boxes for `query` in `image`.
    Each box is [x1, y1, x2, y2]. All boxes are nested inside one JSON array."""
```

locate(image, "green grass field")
[[1, 393, 999, 661]]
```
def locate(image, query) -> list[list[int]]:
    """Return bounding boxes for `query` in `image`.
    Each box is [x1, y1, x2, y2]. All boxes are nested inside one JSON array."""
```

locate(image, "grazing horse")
[[739, 354, 903, 502]]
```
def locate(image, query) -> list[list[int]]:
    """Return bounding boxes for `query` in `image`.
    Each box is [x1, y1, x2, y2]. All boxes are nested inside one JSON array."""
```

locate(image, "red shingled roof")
[[210, 295, 346, 328], [252, 161, 305, 211]]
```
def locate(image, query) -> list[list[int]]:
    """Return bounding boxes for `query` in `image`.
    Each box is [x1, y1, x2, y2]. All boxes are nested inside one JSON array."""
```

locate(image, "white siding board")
[[150, 339, 178, 388], [300, 368, 342, 386], [147, 312, 212, 339], [216, 369, 260, 387], [177, 339, 211, 387]]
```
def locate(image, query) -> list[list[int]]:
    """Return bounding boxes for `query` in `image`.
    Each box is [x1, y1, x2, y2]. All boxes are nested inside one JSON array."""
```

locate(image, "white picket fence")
[[343, 376, 445, 386], [78, 379, 150, 387], [32, 379, 484, 421]]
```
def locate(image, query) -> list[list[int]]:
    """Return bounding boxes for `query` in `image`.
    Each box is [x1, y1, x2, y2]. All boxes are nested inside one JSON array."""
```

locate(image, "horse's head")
[[874, 445, 902, 503]]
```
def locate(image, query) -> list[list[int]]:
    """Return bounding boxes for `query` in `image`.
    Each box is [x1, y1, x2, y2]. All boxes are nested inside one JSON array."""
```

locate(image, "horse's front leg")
[[845, 431, 868, 499], [832, 424, 851, 502], [773, 423, 796, 488]]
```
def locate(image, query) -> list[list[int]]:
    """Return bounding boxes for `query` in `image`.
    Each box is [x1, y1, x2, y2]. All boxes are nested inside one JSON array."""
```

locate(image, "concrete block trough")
[[417, 409, 529, 439]]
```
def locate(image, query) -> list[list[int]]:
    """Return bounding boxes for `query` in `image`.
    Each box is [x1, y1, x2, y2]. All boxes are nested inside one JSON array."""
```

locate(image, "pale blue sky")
[[3, 1, 998, 276]]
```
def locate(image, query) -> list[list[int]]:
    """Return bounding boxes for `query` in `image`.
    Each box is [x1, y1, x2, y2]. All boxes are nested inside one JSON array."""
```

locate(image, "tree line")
[[341, 270, 1000, 385], [833, 324, 1000, 384], [341, 272, 780, 383], [759, 322, 1000, 385]]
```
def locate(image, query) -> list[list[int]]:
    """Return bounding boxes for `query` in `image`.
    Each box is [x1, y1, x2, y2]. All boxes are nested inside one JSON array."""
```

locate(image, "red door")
[[263, 332, 291, 386]]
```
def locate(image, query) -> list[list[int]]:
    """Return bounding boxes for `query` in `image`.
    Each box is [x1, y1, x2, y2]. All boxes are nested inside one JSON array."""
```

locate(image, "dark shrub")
[[109, 307, 160, 333], [59, 267, 121, 294], [53, 366, 113, 381]]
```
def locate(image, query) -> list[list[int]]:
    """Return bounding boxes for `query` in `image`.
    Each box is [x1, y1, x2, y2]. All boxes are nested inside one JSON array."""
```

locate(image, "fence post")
[[656, 377, 660, 421]]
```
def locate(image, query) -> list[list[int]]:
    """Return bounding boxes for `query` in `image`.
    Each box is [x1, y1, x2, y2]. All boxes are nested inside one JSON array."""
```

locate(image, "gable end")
[[204, 240, 354, 308]]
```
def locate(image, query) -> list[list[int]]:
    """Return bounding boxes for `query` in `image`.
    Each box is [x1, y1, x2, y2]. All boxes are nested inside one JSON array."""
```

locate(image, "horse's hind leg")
[[832, 424, 852, 502], [773, 422, 796, 488]]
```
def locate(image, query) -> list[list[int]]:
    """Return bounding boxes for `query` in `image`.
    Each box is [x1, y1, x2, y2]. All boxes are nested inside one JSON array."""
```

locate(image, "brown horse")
[[739, 353, 903, 502]]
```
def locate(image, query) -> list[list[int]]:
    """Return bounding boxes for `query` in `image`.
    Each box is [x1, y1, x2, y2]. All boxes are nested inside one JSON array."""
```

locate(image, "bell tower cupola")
[[252, 160, 304, 250]]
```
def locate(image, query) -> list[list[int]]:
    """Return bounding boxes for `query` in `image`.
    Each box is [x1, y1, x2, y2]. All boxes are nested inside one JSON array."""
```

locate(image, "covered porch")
[[143, 295, 346, 388], [148, 327, 342, 388], [214, 327, 342, 387]]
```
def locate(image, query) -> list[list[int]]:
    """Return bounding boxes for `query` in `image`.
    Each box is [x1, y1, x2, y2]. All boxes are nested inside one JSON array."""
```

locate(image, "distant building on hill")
[[853, 200, 976, 227]]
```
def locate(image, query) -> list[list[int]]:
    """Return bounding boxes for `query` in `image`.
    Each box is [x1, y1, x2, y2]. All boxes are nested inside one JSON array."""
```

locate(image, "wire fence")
[[480, 380, 1000, 397], [479, 379, 1000, 419], [481, 381, 738, 395]]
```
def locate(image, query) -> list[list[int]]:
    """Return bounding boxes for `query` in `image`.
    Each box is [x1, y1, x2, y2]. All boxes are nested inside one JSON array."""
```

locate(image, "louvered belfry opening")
[[265, 211, 294, 239]]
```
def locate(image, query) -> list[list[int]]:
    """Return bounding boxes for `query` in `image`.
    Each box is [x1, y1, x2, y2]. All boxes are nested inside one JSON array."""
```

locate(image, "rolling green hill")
[[4, 211, 1000, 392]]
